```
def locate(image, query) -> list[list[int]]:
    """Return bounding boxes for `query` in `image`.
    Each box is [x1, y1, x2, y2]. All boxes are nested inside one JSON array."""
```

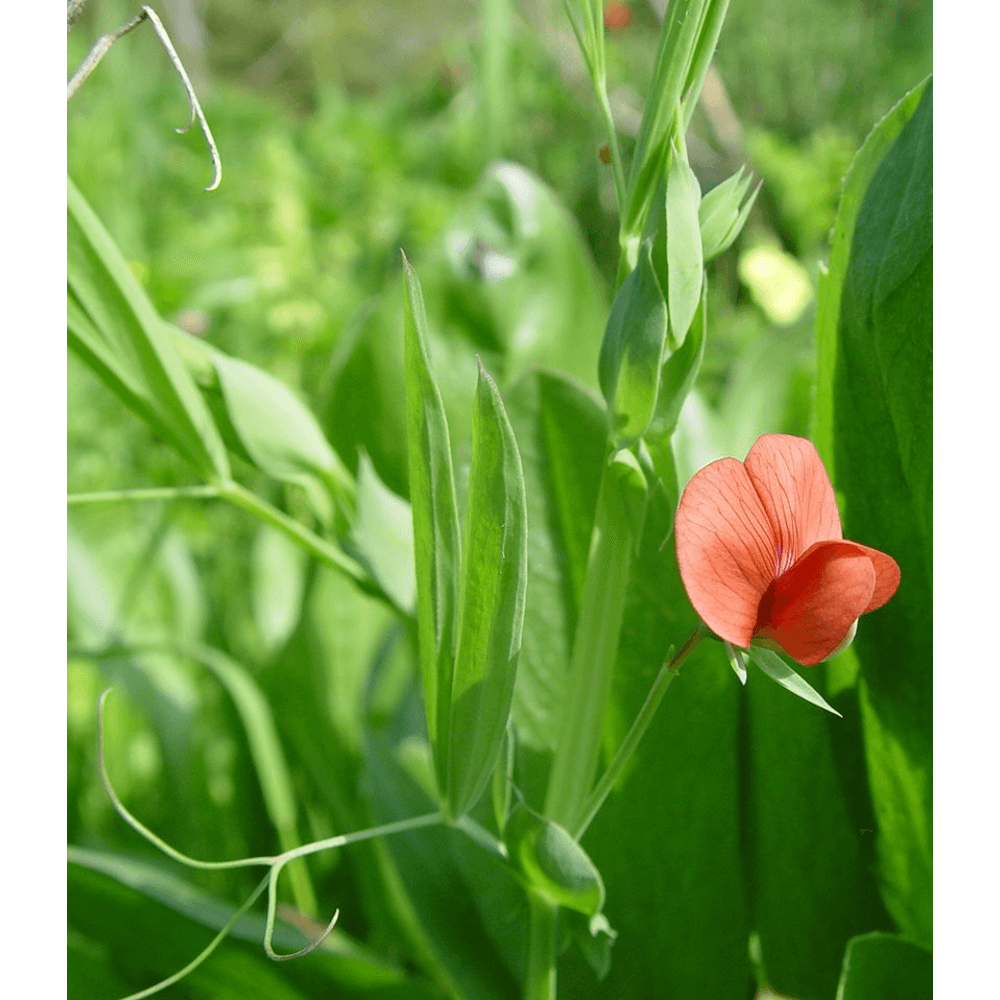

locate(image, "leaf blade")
[[448, 362, 529, 816]]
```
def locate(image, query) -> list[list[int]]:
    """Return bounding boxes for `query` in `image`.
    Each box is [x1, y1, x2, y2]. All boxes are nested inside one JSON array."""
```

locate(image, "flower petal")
[[851, 543, 901, 613], [675, 457, 778, 647], [743, 435, 842, 573], [756, 541, 876, 665]]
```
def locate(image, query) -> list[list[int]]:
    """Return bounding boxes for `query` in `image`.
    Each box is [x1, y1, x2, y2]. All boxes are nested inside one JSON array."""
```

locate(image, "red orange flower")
[[674, 434, 900, 666], [604, 3, 635, 33]]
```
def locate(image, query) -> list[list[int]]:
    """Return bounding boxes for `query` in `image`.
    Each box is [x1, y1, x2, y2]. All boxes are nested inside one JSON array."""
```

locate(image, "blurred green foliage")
[[68, 2, 930, 997]]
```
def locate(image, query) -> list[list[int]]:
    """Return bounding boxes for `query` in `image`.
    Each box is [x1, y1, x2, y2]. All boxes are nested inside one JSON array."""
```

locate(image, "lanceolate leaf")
[[598, 238, 669, 443], [448, 362, 528, 816], [402, 256, 462, 797], [212, 353, 353, 508], [664, 134, 704, 348], [748, 647, 843, 717], [67, 177, 229, 481], [699, 167, 761, 262], [834, 932, 931, 1000]]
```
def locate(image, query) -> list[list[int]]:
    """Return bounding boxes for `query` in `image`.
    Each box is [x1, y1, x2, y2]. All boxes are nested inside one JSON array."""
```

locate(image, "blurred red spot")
[[604, 3, 634, 32]]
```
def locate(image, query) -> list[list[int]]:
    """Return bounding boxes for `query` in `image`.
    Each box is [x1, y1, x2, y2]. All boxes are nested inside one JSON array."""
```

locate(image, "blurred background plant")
[[68, 2, 930, 997]]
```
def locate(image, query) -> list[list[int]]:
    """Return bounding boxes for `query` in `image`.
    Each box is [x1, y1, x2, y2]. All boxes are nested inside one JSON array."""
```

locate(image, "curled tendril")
[[67, 5, 222, 190], [90, 687, 443, 995], [265, 862, 340, 960]]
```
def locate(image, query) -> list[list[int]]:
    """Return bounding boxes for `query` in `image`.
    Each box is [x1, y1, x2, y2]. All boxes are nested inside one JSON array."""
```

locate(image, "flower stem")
[[67, 485, 222, 504], [572, 624, 706, 839]]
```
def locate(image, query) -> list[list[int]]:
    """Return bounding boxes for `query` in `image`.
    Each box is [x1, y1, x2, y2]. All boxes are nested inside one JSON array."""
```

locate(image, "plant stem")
[[218, 481, 366, 583], [67, 485, 222, 504], [543, 452, 642, 832], [525, 894, 558, 1000], [572, 624, 706, 839]]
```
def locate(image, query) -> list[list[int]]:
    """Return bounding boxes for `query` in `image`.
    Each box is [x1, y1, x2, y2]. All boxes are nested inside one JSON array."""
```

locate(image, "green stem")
[[525, 894, 558, 1000], [218, 481, 366, 583], [572, 624, 706, 839], [544, 451, 644, 832], [67, 485, 222, 504]]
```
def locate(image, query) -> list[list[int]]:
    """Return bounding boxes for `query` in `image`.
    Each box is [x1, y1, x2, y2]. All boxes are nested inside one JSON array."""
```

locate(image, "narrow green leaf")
[[448, 361, 528, 816], [649, 272, 707, 439], [67, 177, 229, 480], [492, 720, 516, 834], [699, 167, 761, 262], [68, 848, 421, 990], [623, 0, 712, 240], [723, 642, 747, 685], [544, 448, 648, 832], [182, 644, 316, 916], [664, 135, 704, 347], [68, 288, 177, 449], [501, 372, 607, 772], [598, 238, 668, 442], [748, 647, 843, 717], [401, 255, 461, 796]]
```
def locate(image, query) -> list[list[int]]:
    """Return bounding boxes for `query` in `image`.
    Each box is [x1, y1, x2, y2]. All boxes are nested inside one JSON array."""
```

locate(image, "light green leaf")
[[67, 177, 229, 481], [212, 352, 353, 519], [622, 0, 715, 240], [664, 133, 703, 347], [504, 804, 606, 918], [448, 361, 528, 816], [724, 642, 747, 685], [598, 238, 668, 442], [649, 272, 706, 440], [748, 647, 843, 717], [402, 255, 461, 796], [354, 452, 416, 614], [251, 525, 308, 659], [699, 167, 761, 262]]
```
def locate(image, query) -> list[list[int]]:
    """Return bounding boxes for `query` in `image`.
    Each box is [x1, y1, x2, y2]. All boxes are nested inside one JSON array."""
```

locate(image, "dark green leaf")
[[835, 932, 931, 1000], [833, 80, 932, 946]]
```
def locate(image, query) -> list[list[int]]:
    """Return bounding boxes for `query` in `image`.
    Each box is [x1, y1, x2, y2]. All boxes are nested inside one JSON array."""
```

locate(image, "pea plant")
[[68, 2, 931, 998]]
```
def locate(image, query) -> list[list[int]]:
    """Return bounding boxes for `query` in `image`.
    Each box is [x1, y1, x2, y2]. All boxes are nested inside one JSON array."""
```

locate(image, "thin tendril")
[[118, 873, 271, 1000], [97, 690, 274, 871], [66, 6, 222, 190], [263, 861, 339, 961]]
